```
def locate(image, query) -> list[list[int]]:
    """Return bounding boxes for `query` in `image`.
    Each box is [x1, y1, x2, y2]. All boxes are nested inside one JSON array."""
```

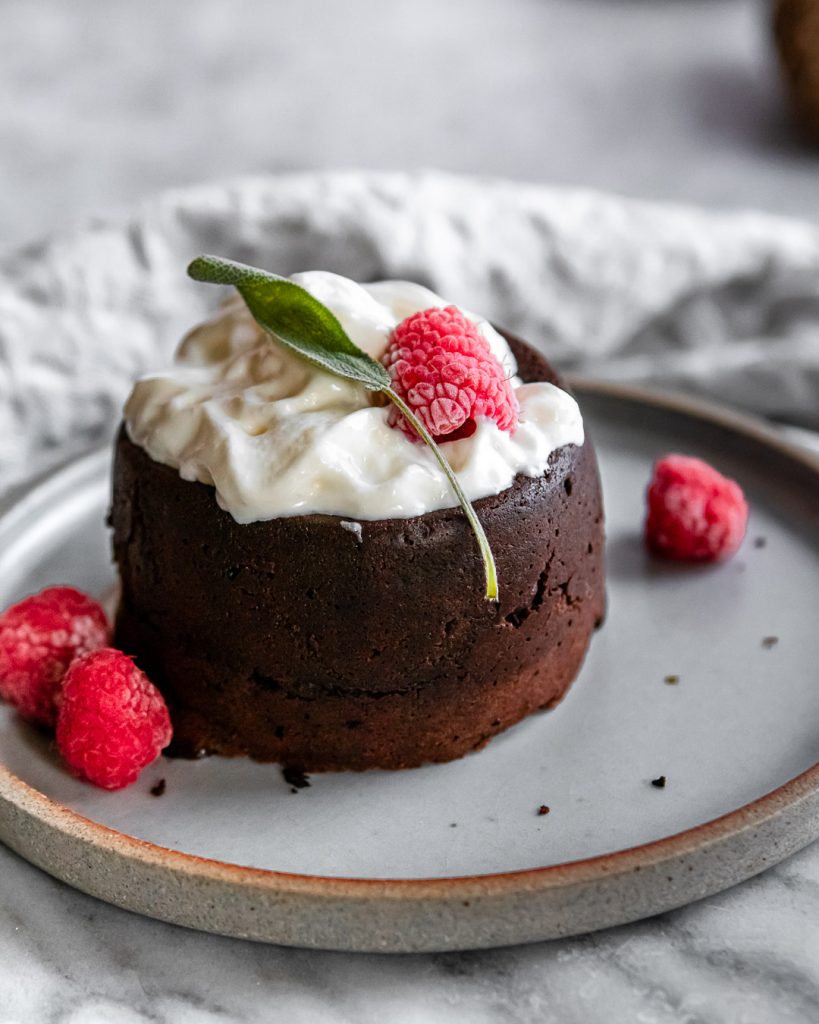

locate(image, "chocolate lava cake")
[[111, 332, 605, 771]]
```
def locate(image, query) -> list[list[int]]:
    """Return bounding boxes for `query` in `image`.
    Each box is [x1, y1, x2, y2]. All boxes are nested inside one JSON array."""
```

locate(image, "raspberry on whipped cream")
[[382, 305, 519, 443]]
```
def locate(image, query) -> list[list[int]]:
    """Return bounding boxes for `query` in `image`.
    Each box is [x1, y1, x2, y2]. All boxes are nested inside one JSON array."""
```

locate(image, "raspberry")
[[382, 306, 518, 442], [0, 587, 109, 726], [645, 454, 748, 562], [56, 648, 172, 790]]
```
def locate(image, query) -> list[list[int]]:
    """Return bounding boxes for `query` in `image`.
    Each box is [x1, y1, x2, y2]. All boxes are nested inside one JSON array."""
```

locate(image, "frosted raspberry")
[[56, 648, 172, 790], [0, 587, 109, 726], [382, 306, 518, 442], [645, 454, 748, 562]]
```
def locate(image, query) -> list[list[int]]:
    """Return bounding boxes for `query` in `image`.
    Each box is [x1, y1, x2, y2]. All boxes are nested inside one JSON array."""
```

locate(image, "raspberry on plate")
[[382, 305, 518, 442], [645, 454, 748, 562], [56, 648, 172, 790], [0, 586, 109, 726]]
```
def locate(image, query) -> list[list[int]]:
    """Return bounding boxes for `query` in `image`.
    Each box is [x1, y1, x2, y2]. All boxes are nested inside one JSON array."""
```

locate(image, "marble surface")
[[0, 1, 818, 1021], [1, 841, 817, 1023]]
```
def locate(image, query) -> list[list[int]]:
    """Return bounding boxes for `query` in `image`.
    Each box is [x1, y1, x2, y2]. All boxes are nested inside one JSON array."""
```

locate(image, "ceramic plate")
[[0, 382, 816, 953]]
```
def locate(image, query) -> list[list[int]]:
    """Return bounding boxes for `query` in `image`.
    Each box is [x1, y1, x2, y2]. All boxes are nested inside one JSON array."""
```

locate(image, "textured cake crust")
[[111, 334, 605, 770]]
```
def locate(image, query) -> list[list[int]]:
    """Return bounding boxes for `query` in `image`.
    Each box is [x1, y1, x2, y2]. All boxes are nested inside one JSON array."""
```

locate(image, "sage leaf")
[[188, 255, 499, 601], [188, 255, 390, 391]]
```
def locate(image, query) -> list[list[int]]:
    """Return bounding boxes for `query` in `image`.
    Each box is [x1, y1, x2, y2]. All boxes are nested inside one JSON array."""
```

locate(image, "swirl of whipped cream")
[[124, 272, 583, 522]]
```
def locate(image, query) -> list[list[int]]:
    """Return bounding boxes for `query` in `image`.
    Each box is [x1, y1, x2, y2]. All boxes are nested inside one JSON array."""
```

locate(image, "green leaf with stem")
[[187, 255, 499, 601]]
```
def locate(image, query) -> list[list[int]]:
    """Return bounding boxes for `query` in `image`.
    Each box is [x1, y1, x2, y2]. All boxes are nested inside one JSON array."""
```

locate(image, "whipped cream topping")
[[124, 272, 584, 522]]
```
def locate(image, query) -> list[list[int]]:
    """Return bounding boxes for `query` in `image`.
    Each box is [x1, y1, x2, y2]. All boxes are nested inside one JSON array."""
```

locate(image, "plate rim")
[[1, 743, 817, 898], [0, 379, 817, 948]]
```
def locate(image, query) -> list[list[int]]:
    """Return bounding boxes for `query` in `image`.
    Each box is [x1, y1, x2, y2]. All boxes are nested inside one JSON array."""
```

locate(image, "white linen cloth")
[[1, 170, 818, 494]]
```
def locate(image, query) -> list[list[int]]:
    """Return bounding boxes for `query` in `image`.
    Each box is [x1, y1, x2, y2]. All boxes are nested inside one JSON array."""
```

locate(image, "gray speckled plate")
[[0, 382, 817, 953]]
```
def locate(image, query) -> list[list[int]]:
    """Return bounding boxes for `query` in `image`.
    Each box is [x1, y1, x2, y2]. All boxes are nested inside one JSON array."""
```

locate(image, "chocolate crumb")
[[282, 766, 311, 790], [754, 536, 767, 549], [149, 779, 166, 797], [651, 776, 667, 789], [664, 674, 680, 685], [537, 805, 551, 816], [290, 787, 298, 795], [762, 636, 779, 649]]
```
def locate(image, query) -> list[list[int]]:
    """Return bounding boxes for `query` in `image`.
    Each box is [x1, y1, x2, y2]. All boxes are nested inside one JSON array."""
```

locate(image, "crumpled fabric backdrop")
[[2, 170, 819, 495], [0, 172, 817, 1023]]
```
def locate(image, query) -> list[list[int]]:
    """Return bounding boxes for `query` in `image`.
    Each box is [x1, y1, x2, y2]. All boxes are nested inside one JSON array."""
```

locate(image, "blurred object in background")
[[773, 0, 819, 143], [1, 1, 817, 248]]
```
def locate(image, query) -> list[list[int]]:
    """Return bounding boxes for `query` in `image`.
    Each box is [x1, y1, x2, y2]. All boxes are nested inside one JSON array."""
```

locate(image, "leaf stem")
[[384, 389, 498, 602]]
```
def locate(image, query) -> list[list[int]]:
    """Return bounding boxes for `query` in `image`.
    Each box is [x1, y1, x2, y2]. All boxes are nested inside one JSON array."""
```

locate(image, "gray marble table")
[[1, 1, 818, 1021], [2, 840, 817, 1023], [0, 831, 810, 1024]]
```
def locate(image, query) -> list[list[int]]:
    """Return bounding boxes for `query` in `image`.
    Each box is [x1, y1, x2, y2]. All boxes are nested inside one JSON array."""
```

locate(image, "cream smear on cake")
[[124, 272, 584, 522]]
